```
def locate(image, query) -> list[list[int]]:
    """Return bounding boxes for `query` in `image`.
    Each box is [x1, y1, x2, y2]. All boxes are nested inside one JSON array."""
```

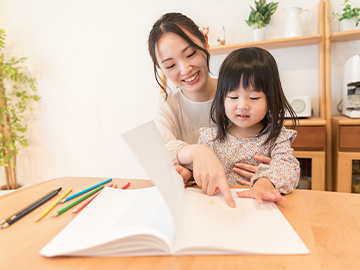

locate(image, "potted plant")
[[0, 28, 40, 190], [332, 0, 360, 31], [245, 0, 279, 41]]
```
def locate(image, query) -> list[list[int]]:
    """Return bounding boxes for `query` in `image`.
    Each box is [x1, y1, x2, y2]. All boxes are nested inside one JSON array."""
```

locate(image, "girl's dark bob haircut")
[[148, 12, 210, 100], [210, 47, 298, 144]]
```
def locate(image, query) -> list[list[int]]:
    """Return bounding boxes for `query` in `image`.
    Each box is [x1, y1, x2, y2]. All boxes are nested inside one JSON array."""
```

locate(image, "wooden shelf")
[[330, 29, 360, 43], [209, 34, 323, 55], [332, 115, 360, 192], [332, 115, 360, 126], [284, 117, 326, 127]]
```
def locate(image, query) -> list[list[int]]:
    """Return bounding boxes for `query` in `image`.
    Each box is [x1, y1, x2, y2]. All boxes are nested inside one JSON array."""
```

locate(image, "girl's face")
[[155, 32, 210, 101], [224, 83, 268, 139]]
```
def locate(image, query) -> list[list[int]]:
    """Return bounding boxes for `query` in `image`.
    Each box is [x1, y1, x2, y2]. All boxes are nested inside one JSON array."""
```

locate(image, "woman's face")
[[155, 32, 209, 99]]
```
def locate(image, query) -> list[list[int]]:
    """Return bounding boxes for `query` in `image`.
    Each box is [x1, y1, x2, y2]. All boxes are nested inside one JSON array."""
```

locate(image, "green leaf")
[[246, 0, 279, 28], [0, 28, 40, 170]]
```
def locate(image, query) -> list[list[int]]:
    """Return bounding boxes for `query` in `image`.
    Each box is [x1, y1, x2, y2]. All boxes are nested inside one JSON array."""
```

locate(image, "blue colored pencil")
[[58, 178, 112, 204]]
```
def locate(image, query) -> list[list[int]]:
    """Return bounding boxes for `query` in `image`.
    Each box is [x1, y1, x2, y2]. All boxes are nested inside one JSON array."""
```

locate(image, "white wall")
[[0, 0, 358, 187]]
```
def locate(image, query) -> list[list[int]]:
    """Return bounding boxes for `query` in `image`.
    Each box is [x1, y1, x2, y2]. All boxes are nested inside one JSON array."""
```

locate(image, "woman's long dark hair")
[[211, 47, 298, 144], [148, 12, 210, 100]]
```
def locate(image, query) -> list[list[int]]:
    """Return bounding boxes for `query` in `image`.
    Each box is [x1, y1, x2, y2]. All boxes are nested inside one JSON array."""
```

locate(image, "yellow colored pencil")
[[35, 187, 73, 222]]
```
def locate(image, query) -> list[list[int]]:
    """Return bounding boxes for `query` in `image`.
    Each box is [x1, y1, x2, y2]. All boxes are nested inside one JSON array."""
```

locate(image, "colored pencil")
[[1, 187, 62, 229], [35, 187, 73, 221], [72, 183, 114, 214], [58, 178, 112, 204], [120, 182, 130, 189], [0, 189, 56, 225], [53, 185, 104, 217]]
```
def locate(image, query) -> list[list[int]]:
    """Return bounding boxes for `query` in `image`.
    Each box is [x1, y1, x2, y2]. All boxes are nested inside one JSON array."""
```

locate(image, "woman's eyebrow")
[[160, 45, 192, 64], [161, 57, 173, 64]]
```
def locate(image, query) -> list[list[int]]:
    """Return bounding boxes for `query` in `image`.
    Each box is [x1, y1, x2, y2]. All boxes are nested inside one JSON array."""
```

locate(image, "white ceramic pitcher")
[[284, 7, 308, 38]]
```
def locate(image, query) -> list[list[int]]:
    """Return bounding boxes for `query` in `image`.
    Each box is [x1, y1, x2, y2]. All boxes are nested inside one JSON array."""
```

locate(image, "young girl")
[[148, 12, 272, 207], [198, 47, 300, 204]]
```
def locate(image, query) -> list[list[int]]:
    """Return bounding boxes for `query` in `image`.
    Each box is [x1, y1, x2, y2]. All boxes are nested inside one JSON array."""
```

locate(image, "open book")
[[40, 121, 309, 257]]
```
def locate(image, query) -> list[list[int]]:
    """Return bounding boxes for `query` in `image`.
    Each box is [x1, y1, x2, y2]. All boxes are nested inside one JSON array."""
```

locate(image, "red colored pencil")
[[120, 182, 130, 189]]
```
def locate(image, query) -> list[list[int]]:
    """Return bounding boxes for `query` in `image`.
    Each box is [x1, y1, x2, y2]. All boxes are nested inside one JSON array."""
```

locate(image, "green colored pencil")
[[53, 185, 104, 217]]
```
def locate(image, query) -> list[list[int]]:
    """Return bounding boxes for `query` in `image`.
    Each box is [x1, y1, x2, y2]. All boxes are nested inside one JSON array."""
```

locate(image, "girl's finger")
[[235, 190, 252, 198]]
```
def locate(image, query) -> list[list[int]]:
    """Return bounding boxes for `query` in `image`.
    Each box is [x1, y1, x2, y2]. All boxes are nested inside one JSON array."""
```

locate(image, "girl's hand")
[[235, 178, 286, 204], [178, 144, 236, 208], [233, 155, 272, 184], [174, 165, 192, 186]]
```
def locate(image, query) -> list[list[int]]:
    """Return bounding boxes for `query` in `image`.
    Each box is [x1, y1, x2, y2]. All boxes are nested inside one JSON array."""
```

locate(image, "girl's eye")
[[228, 96, 238, 100], [187, 51, 196, 58], [250, 97, 260, 100]]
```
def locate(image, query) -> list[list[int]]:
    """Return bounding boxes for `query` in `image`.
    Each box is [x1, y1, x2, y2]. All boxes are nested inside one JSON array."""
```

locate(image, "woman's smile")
[[183, 71, 200, 84]]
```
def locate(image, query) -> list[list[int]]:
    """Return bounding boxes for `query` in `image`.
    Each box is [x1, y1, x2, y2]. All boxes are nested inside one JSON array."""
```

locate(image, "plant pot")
[[339, 18, 360, 31], [0, 184, 22, 196], [252, 28, 266, 41], [0, 184, 22, 190]]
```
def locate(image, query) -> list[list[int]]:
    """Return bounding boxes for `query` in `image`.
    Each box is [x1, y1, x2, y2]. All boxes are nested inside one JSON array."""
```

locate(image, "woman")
[[148, 13, 271, 207]]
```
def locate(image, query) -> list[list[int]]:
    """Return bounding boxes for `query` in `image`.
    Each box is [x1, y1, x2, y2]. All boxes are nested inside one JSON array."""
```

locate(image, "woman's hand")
[[177, 144, 236, 208], [233, 155, 272, 185], [236, 178, 286, 204], [174, 165, 192, 186]]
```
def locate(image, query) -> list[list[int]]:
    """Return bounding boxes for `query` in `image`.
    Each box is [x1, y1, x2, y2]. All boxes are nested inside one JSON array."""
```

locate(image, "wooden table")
[[1, 177, 360, 270]]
